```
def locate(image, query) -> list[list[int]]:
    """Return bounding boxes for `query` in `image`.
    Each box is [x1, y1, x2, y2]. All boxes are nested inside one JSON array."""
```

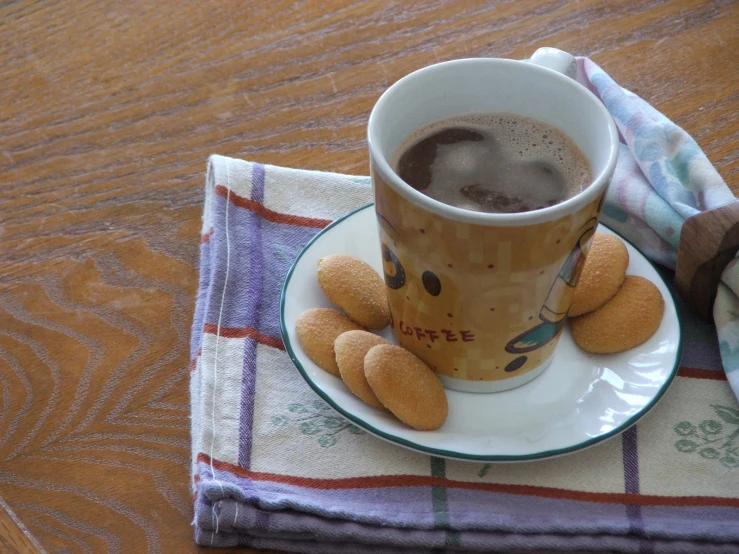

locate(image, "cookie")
[[295, 308, 363, 376], [569, 232, 629, 317], [570, 276, 664, 354], [364, 344, 448, 431], [317, 254, 391, 330], [334, 330, 388, 409]]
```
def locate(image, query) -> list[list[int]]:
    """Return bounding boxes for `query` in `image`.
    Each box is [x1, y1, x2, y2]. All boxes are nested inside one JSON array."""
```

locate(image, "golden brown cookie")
[[295, 308, 363, 376], [334, 330, 388, 409], [569, 233, 629, 317], [317, 254, 391, 330], [364, 344, 448, 431], [570, 276, 664, 354]]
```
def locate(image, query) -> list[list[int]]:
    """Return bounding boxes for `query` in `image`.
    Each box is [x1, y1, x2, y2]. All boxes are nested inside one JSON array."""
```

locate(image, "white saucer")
[[279, 204, 681, 462]]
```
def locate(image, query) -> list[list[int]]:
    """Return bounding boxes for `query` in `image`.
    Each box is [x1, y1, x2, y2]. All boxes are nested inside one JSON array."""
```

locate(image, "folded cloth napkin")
[[190, 58, 739, 552], [575, 58, 739, 396]]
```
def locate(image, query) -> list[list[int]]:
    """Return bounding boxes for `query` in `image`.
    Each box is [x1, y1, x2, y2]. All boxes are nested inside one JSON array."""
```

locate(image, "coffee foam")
[[393, 113, 592, 213]]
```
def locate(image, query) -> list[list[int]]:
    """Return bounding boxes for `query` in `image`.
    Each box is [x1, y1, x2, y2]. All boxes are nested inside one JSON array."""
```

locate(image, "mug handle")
[[529, 47, 577, 80]]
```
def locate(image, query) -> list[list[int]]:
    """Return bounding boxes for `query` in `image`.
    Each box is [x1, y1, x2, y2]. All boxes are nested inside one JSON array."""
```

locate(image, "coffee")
[[394, 113, 591, 213]]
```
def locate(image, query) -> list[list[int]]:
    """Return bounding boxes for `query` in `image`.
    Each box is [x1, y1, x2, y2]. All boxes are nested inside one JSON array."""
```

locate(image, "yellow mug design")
[[367, 49, 619, 392], [374, 173, 603, 391]]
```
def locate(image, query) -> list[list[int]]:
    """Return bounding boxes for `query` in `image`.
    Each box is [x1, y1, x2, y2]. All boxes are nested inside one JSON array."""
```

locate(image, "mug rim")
[[367, 57, 620, 226]]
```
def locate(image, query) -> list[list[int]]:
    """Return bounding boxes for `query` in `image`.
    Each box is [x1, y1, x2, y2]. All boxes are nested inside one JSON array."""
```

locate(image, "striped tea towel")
[[190, 58, 739, 552]]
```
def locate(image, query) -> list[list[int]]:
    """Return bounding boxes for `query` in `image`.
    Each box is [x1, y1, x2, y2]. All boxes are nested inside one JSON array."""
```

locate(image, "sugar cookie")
[[334, 330, 388, 409], [317, 254, 391, 330], [295, 308, 363, 376], [570, 276, 664, 354], [569, 232, 629, 317], [364, 344, 448, 431]]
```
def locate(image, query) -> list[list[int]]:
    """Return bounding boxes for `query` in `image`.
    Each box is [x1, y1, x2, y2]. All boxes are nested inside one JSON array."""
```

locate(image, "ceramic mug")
[[367, 48, 619, 393]]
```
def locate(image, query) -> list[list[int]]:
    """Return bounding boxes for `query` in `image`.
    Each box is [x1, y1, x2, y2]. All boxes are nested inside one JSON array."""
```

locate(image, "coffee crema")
[[393, 113, 592, 214]]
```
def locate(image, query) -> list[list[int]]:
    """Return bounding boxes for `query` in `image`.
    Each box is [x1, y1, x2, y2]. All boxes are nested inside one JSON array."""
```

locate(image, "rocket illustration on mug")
[[505, 218, 597, 354]]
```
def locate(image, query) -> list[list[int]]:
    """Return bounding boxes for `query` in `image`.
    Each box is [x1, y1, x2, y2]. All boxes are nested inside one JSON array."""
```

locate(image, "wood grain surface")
[[0, 0, 736, 552], [0, 495, 46, 553]]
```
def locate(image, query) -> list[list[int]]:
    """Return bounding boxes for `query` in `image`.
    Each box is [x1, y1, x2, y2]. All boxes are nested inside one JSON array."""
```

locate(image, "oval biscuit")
[[295, 308, 363, 376], [334, 330, 388, 409], [317, 254, 391, 330], [570, 276, 664, 354], [364, 344, 448, 431], [569, 233, 629, 317]]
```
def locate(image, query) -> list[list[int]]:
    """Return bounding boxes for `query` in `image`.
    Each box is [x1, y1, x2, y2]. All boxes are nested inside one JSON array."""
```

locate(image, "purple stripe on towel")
[[622, 426, 653, 553], [238, 164, 266, 469], [203, 195, 320, 333]]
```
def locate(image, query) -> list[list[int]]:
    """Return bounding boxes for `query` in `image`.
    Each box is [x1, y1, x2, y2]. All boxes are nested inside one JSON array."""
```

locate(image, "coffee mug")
[[367, 48, 619, 393]]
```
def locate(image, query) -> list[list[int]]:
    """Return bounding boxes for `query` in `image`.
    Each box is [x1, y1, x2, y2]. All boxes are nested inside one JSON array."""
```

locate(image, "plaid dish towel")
[[190, 59, 739, 552]]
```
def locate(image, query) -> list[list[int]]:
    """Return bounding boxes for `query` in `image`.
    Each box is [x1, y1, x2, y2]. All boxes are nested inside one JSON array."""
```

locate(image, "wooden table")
[[1, 1, 736, 552]]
